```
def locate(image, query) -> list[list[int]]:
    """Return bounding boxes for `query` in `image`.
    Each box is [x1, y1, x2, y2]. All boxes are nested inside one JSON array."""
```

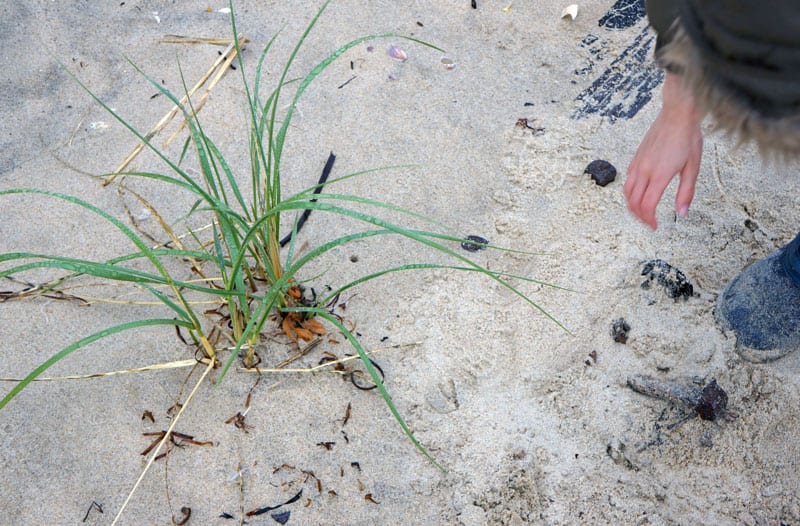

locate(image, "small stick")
[[106, 35, 248, 185], [161, 37, 247, 148], [279, 152, 336, 247], [275, 338, 323, 369], [160, 35, 240, 46], [0, 358, 212, 382], [112, 359, 215, 525], [82, 501, 103, 522], [67, 106, 92, 147], [0, 344, 418, 384]]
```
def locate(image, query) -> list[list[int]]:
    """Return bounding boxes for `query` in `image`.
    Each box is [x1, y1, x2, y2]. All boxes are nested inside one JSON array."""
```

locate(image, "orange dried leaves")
[[281, 312, 326, 343]]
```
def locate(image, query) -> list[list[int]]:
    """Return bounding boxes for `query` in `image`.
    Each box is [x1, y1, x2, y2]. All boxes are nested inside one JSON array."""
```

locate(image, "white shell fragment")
[[387, 45, 408, 62], [561, 4, 579, 20], [441, 57, 456, 70], [218, 7, 231, 14], [134, 208, 152, 221]]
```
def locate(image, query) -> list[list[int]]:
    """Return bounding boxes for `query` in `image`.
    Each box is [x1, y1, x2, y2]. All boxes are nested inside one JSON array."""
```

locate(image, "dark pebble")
[[271, 511, 291, 525], [695, 379, 728, 421], [461, 235, 489, 252], [585, 159, 617, 187], [640, 259, 694, 300], [611, 318, 631, 344]]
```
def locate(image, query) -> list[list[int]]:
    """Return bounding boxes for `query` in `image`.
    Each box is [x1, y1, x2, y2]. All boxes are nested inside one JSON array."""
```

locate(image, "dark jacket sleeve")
[[645, 0, 681, 70], [681, 0, 800, 117], [644, 0, 800, 154], [645, 0, 678, 42]]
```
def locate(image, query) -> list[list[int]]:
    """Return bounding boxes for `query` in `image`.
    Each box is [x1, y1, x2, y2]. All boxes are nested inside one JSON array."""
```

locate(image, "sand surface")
[[2, 1, 800, 524]]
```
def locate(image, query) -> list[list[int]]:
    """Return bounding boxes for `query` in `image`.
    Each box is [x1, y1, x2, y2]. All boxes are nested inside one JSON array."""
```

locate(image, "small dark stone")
[[695, 379, 728, 421], [271, 510, 291, 525], [611, 318, 631, 344], [585, 159, 617, 187], [461, 235, 489, 252], [349, 254, 359, 263], [640, 259, 694, 300]]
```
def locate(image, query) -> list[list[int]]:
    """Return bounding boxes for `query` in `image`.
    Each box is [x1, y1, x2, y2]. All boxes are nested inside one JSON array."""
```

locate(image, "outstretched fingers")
[[625, 166, 672, 230], [675, 134, 703, 218], [624, 71, 705, 230]]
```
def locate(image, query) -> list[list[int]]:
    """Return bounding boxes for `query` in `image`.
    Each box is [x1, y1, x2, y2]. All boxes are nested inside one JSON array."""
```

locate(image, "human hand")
[[624, 73, 704, 230]]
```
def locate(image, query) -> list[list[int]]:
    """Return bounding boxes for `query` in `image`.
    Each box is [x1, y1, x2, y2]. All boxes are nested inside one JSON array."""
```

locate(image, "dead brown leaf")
[[294, 327, 313, 342], [301, 317, 326, 335]]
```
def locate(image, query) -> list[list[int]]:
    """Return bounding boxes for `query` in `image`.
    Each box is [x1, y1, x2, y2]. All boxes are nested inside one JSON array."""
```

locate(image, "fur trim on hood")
[[657, 22, 800, 158]]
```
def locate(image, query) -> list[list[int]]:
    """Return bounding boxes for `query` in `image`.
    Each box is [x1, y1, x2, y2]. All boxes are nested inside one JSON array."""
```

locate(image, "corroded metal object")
[[627, 374, 728, 421]]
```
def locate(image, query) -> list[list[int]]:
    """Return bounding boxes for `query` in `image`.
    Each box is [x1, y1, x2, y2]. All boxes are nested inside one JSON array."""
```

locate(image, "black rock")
[[695, 379, 728, 421], [640, 259, 694, 300], [611, 318, 631, 344], [461, 235, 489, 252], [272, 511, 291, 525], [585, 159, 617, 187]]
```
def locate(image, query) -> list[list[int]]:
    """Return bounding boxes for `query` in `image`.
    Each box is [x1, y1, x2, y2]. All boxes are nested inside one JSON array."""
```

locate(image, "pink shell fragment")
[[387, 45, 408, 62]]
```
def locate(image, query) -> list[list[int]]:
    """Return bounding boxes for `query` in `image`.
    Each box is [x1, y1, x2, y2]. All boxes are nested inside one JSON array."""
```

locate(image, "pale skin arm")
[[624, 71, 704, 230]]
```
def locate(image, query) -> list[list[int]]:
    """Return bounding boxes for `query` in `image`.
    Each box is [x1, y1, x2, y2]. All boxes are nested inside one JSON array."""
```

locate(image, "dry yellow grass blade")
[[0, 359, 207, 382], [74, 297, 222, 307], [1, 276, 223, 306], [111, 357, 215, 525], [105, 34, 249, 185], [116, 182, 209, 280], [161, 36, 246, 148], [160, 35, 241, 46], [0, 343, 419, 382], [110, 344, 419, 523], [150, 222, 216, 251]]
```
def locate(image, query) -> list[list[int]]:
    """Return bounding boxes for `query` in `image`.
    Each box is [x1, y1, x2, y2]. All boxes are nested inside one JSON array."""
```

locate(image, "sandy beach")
[[2, 1, 799, 524]]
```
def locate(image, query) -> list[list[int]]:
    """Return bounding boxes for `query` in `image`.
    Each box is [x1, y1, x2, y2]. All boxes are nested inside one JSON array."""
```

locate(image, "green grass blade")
[[178, 135, 192, 166], [317, 263, 575, 307], [0, 254, 242, 298], [265, 0, 333, 197], [0, 256, 173, 284], [0, 189, 201, 325], [135, 283, 192, 321], [0, 318, 194, 410], [274, 33, 444, 168], [204, 138, 249, 218], [312, 309, 445, 471], [283, 190, 448, 230], [276, 201, 570, 332]]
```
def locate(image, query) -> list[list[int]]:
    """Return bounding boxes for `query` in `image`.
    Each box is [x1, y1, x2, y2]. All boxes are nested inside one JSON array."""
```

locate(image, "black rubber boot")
[[716, 232, 800, 363]]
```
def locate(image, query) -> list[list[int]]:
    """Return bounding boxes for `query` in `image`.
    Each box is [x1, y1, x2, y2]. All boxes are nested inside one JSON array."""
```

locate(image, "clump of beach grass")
[[0, 1, 566, 521]]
